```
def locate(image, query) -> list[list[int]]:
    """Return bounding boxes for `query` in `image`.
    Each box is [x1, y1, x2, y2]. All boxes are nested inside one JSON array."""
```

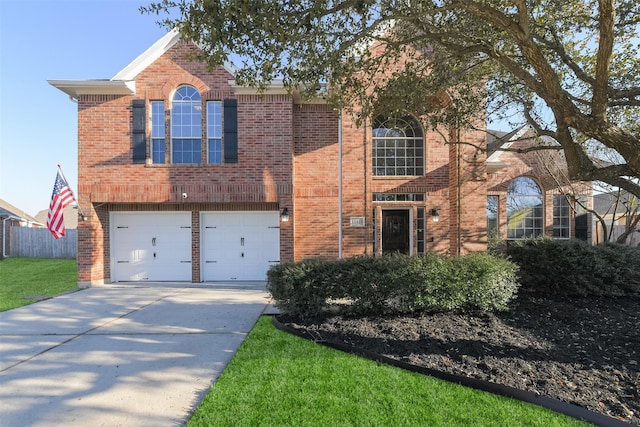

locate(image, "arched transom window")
[[372, 115, 424, 176], [507, 177, 544, 239], [171, 85, 202, 164]]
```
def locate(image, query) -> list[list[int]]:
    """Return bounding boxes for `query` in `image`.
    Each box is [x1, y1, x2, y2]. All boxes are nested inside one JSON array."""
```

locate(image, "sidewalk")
[[0, 282, 270, 427]]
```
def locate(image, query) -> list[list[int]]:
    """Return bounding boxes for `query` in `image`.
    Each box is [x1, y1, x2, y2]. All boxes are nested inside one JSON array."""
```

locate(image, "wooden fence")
[[10, 227, 77, 258], [593, 223, 640, 246]]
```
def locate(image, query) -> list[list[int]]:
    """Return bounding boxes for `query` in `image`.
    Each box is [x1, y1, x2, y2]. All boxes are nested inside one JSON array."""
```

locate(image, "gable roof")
[[112, 29, 238, 81], [0, 199, 42, 225], [593, 190, 638, 216], [485, 125, 532, 173], [49, 29, 238, 99]]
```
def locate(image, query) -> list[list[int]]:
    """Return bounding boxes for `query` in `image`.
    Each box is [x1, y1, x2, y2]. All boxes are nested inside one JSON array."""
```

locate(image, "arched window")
[[372, 115, 424, 176], [507, 177, 544, 239], [171, 86, 202, 164]]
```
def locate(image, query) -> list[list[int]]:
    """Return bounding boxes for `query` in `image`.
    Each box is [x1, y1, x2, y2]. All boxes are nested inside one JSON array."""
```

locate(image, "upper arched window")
[[171, 86, 202, 164], [372, 115, 424, 176], [506, 177, 543, 239]]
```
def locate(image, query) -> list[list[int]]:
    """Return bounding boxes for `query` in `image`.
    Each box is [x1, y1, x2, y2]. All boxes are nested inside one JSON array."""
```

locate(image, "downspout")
[[456, 129, 462, 255], [2, 215, 21, 258], [363, 117, 368, 255], [338, 110, 343, 259]]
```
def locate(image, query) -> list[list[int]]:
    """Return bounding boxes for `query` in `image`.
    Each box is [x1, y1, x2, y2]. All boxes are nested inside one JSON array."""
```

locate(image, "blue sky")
[[0, 0, 168, 216], [0, 1, 517, 218]]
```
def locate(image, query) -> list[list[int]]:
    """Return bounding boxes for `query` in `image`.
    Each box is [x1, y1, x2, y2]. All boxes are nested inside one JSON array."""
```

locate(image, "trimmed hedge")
[[505, 239, 640, 297], [267, 253, 519, 319]]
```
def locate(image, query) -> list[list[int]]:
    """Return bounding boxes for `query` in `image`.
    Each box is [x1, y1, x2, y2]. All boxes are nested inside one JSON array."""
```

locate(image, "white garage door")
[[111, 212, 192, 282], [201, 211, 280, 281]]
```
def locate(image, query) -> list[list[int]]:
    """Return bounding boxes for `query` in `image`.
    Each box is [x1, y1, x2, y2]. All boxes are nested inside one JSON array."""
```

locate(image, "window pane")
[[507, 177, 543, 240], [152, 139, 165, 164], [487, 195, 498, 237], [151, 101, 165, 164], [372, 115, 424, 176], [553, 195, 570, 239], [207, 101, 222, 138], [171, 86, 202, 164], [417, 207, 425, 254], [172, 138, 201, 164], [208, 139, 222, 164]]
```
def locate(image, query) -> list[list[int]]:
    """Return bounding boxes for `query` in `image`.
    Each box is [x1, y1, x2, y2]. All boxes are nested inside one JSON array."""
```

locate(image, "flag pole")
[[57, 164, 86, 220]]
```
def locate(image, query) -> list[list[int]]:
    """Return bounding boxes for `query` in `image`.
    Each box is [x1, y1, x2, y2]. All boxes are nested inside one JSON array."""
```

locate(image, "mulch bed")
[[278, 296, 639, 425]]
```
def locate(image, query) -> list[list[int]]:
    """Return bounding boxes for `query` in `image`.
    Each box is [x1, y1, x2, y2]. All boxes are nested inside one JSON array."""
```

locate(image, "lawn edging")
[[272, 315, 634, 427]]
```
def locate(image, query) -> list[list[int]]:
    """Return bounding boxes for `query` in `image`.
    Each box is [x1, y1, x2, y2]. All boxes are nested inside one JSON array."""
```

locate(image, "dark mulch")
[[279, 296, 640, 425]]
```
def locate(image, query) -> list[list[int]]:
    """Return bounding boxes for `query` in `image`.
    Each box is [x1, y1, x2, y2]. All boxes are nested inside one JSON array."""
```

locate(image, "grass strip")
[[188, 316, 591, 427], [0, 258, 77, 311]]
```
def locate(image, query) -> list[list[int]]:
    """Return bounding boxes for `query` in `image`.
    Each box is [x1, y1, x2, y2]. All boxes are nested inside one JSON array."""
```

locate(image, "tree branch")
[[592, 0, 615, 120]]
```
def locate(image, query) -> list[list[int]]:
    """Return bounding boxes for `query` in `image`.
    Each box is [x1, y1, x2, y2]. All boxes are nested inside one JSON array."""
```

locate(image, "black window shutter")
[[132, 100, 146, 163], [223, 99, 238, 163]]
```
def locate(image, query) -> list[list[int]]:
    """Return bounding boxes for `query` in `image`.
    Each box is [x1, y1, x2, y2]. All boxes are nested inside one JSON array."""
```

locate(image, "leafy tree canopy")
[[143, 0, 640, 196]]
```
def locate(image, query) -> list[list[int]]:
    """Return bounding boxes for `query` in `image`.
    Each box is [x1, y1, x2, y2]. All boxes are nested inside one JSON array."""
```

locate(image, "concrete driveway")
[[0, 282, 271, 427]]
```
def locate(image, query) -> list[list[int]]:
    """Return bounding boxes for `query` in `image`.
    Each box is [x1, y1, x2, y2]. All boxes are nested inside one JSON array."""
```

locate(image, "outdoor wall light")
[[430, 208, 439, 223], [280, 207, 290, 222]]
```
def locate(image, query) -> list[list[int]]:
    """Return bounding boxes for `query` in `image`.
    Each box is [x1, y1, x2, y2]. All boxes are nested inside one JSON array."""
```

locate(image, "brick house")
[[50, 30, 587, 287]]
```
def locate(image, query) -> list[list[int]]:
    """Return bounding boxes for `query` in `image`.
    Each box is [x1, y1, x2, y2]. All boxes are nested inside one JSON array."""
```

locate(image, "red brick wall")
[[76, 40, 294, 284], [449, 127, 488, 255], [293, 104, 340, 259]]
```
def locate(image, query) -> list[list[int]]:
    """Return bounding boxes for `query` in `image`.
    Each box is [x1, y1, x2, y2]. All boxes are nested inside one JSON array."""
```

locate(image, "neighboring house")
[[0, 199, 44, 258], [34, 205, 79, 230], [486, 126, 592, 242], [592, 190, 639, 245], [49, 30, 588, 287]]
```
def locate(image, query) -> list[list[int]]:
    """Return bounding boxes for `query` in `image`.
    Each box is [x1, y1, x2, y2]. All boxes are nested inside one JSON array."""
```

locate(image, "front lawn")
[[0, 258, 77, 311], [188, 316, 589, 427]]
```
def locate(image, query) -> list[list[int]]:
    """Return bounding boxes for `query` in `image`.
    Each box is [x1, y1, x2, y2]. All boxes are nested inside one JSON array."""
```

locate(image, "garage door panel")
[[201, 211, 279, 281], [112, 213, 192, 282]]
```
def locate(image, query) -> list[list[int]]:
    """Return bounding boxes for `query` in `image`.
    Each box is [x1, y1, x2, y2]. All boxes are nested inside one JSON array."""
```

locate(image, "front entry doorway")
[[382, 209, 410, 254]]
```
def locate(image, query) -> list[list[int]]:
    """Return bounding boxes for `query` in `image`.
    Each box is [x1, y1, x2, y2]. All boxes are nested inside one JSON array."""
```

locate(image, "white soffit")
[[47, 79, 135, 98]]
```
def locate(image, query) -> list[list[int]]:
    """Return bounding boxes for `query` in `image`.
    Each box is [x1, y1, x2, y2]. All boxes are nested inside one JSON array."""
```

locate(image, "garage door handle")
[[205, 260, 217, 263], [268, 260, 280, 263], [180, 261, 192, 263], [117, 261, 130, 263]]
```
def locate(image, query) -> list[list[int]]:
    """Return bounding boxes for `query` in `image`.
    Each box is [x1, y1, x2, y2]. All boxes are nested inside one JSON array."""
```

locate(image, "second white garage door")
[[201, 211, 280, 281]]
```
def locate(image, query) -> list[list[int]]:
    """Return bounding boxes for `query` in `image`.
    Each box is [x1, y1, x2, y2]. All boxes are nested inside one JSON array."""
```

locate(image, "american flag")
[[46, 171, 76, 239]]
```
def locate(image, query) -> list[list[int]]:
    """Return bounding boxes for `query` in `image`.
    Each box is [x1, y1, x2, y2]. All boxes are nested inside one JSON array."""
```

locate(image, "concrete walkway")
[[0, 282, 271, 427]]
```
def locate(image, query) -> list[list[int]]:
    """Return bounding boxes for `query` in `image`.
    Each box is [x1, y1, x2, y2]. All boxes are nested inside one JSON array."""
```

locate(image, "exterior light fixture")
[[430, 208, 439, 223], [280, 207, 290, 222]]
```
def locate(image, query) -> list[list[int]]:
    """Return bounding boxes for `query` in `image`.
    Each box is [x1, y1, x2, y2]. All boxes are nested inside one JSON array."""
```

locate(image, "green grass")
[[188, 316, 591, 427], [0, 258, 77, 311]]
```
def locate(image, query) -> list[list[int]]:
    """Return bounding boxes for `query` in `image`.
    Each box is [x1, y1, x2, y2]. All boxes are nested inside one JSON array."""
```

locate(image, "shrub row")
[[267, 253, 519, 319], [502, 239, 640, 297]]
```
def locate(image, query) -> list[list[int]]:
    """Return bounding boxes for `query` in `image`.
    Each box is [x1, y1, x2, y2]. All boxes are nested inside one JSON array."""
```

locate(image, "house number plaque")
[[350, 217, 365, 227]]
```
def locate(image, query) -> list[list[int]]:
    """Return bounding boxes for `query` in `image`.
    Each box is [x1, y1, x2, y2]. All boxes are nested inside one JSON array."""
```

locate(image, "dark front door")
[[382, 210, 410, 254]]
